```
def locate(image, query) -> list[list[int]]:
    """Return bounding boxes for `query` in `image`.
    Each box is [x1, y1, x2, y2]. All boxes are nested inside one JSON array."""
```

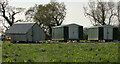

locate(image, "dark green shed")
[[52, 23, 83, 41], [88, 25, 118, 41]]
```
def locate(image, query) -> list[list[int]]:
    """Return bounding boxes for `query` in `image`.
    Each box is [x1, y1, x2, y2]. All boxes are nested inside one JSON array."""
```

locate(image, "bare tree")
[[0, 0, 24, 29], [84, 0, 118, 26]]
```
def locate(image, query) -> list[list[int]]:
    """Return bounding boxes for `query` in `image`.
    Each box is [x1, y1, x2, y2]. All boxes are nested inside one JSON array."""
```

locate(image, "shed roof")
[[5, 22, 36, 34], [52, 23, 83, 28], [88, 25, 118, 29]]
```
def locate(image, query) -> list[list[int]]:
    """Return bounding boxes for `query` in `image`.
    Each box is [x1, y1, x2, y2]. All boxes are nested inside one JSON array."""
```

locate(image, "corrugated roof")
[[52, 23, 83, 28], [88, 25, 118, 29], [5, 22, 35, 34]]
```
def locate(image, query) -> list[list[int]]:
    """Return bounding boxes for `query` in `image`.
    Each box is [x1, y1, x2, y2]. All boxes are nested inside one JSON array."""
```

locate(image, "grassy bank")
[[2, 41, 119, 62]]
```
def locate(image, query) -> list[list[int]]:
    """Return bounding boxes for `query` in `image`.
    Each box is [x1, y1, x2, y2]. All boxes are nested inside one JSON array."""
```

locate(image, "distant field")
[[2, 41, 119, 62]]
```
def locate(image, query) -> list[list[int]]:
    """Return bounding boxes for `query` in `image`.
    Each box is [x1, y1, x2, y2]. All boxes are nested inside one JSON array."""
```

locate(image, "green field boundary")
[[1, 41, 120, 62]]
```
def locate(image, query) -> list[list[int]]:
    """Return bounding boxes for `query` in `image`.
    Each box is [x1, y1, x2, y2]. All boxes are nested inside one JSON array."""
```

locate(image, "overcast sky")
[[6, 0, 120, 27], [7, 0, 93, 27]]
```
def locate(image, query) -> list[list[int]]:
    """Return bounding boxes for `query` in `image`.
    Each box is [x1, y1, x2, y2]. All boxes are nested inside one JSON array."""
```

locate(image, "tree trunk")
[[48, 26, 52, 40]]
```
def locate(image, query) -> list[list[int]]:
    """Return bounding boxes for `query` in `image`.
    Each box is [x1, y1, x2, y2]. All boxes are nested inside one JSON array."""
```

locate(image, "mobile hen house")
[[5, 22, 45, 42], [52, 23, 83, 41], [88, 25, 118, 41]]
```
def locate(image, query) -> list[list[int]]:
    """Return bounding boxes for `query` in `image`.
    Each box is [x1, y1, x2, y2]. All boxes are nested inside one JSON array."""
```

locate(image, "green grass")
[[0, 41, 2, 63], [2, 41, 119, 62]]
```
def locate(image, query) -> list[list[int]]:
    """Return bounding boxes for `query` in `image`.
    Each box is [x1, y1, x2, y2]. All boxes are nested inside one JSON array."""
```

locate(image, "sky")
[[7, 0, 93, 28], [4, 0, 120, 28]]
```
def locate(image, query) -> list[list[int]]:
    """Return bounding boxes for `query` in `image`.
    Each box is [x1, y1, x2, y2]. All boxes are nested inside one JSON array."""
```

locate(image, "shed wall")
[[88, 28, 99, 40], [113, 28, 118, 40], [88, 26, 117, 41], [79, 26, 83, 39], [33, 24, 45, 41], [104, 26, 113, 40], [68, 25, 79, 39], [64, 26, 69, 40], [52, 27, 64, 40], [98, 27, 104, 40], [27, 28, 32, 41], [52, 24, 83, 40], [10, 34, 26, 41]]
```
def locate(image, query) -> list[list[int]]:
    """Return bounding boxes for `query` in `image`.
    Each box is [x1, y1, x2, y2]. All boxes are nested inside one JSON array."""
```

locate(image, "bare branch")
[[2, 20, 8, 30], [0, 0, 23, 31], [84, 0, 117, 26]]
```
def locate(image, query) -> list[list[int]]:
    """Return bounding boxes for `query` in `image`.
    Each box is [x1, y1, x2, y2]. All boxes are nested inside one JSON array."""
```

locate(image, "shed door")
[[113, 28, 118, 40], [104, 27, 113, 40], [69, 25, 78, 39]]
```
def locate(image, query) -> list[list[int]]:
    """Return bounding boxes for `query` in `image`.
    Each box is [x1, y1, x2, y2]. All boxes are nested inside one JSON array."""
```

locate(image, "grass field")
[[0, 41, 2, 63], [2, 41, 119, 62]]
